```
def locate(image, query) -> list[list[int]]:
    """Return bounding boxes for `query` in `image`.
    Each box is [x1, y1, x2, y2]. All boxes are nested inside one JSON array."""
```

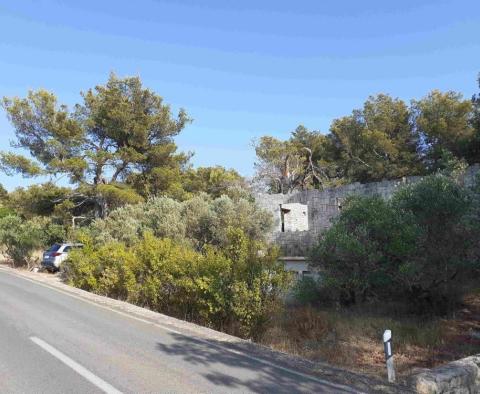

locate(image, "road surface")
[[0, 268, 357, 393]]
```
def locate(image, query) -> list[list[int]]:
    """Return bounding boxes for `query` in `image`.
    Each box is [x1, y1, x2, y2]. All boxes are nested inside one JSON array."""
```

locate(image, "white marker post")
[[383, 329, 395, 383]]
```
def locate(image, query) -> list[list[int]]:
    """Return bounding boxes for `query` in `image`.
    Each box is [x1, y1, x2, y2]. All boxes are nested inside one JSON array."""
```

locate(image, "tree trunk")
[[94, 194, 108, 219]]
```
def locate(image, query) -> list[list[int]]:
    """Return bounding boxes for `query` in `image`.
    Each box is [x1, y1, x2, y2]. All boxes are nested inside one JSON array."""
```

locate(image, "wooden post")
[[383, 329, 395, 383]]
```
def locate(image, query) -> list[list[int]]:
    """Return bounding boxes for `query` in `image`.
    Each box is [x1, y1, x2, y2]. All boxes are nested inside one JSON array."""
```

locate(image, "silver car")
[[41, 243, 83, 271]]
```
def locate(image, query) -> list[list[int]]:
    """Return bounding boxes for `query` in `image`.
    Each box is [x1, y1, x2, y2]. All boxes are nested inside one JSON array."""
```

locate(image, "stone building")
[[255, 164, 480, 276]]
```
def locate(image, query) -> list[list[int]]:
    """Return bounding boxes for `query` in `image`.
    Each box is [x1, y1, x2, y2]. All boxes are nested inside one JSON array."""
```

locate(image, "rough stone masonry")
[[255, 164, 480, 258]]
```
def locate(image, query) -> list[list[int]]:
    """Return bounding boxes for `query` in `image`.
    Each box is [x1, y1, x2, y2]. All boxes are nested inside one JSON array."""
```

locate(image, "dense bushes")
[[0, 215, 65, 267], [88, 193, 273, 250], [64, 229, 290, 339], [63, 194, 289, 339], [311, 175, 480, 314], [291, 277, 324, 306]]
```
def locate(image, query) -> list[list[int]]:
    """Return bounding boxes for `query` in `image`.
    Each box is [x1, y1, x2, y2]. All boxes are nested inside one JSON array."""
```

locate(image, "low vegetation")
[[0, 215, 64, 268], [262, 295, 480, 379], [61, 194, 289, 339], [87, 193, 272, 250], [64, 229, 289, 339]]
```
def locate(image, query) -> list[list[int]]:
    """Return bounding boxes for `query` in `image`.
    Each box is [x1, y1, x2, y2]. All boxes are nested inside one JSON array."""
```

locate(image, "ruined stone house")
[[254, 164, 480, 277]]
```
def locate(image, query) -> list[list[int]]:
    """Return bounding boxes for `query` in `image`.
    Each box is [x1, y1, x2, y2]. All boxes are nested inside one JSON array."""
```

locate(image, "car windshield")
[[46, 243, 62, 252]]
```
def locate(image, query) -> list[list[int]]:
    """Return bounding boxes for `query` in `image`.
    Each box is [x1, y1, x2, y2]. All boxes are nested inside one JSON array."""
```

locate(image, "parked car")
[[41, 243, 83, 272]]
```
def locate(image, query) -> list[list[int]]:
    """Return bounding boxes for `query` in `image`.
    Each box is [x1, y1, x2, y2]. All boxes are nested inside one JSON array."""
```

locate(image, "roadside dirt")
[[261, 292, 480, 382]]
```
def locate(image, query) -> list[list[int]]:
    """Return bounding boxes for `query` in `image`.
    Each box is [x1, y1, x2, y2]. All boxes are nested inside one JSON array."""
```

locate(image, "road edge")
[[0, 264, 408, 393]]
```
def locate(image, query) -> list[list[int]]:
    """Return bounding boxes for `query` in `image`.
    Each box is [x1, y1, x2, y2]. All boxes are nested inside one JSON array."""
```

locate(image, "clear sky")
[[0, 0, 479, 190]]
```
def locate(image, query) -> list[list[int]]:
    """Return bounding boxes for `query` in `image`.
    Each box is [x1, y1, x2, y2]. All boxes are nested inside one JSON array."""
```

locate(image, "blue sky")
[[0, 0, 479, 190]]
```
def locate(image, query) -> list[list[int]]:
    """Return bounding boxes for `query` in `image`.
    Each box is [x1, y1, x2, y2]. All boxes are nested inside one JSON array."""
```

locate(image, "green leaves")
[[311, 175, 480, 313], [95, 183, 144, 209], [255, 75, 480, 189], [0, 215, 65, 267], [2, 90, 84, 172], [254, 95, 423, 190], [1, 74, 193, 218], [0, 152, 44, 177], [182, 166, 245, 199], [413, 90, 475, 167], [329, 94, 421, 183], [64, 228, 289, 339], [6, 182, 72, 219], [88, 193, 273, 251], [76, 73, 191, 187], [62, 191, 285, 339]]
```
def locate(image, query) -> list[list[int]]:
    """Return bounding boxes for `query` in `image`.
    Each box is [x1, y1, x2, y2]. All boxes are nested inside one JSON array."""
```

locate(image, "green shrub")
[[391, 175, 477, 313], [0, 206, 15, 218], [64, 240, 137, 297], [88, 194, 273, 250], [292, 277, 323, 306], [312, 194, 417, 305], [311, 175, 480, 314], [64, 229, 290, 339], [0, 215, 65, 267]]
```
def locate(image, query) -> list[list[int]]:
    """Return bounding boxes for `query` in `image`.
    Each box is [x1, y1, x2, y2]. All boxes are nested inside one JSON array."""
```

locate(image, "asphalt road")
[[0, 268, 357, 394]]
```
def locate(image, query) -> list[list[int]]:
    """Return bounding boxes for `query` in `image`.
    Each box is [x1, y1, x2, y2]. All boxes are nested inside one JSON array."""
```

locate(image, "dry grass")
[[260, 291, 480, 379]]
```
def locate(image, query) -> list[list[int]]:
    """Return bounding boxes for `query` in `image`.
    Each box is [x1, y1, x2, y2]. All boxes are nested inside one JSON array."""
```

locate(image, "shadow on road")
[[156, 332, 366, 393]]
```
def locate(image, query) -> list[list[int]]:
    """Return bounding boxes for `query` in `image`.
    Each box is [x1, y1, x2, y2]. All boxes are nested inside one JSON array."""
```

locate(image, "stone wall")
[[255, 164, 480, 257]]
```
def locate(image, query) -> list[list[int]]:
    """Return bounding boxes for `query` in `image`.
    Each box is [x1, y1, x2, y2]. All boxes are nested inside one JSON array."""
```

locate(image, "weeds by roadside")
[[260, 293, 480, 379]]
